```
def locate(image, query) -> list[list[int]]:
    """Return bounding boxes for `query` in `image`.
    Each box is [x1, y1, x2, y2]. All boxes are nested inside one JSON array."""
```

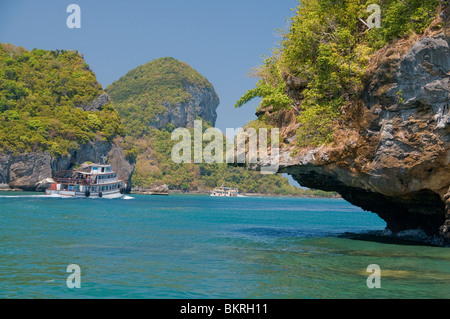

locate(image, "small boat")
[[211, 184, 240, 197], [45, 162, 126, 199]]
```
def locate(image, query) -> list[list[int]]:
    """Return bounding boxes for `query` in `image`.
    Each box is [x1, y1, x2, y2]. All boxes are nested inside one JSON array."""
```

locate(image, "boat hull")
[[45, 189, 124, 199], [210, 193, 238, 197]]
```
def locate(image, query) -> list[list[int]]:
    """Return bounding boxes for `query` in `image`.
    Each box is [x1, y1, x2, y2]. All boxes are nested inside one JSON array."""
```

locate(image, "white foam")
[[0, 194, 72, 199], [122, 195, 134, 200], [0, 194, 49, 198]]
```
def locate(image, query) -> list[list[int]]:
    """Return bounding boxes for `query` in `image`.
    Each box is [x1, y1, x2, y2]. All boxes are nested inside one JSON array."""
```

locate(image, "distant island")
[[0, 46, 335, 197], [105, 56, 337, 197]]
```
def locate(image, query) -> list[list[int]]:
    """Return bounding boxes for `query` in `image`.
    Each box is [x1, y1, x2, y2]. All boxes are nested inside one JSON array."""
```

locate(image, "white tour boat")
[[45, 162, 127, 199], [211, 184, 240, 197]]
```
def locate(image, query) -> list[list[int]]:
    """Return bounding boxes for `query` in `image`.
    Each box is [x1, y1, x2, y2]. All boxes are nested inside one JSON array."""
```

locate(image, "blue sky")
[[0, 0, 298, 132]]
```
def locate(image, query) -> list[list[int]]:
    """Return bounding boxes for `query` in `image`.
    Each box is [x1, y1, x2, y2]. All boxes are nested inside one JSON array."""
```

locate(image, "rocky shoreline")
[[132, 188, 341, 198], [0, 138, 135, 193]]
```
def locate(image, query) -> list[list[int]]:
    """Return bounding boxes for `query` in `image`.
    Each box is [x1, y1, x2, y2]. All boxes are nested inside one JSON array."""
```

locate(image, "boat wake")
[[0, 194, 67, 199]]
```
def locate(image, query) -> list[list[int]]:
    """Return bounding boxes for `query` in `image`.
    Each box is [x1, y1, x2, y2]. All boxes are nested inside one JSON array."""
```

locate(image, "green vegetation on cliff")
[[106, 57, 216, 137], [0, 44, 122, 155], [236, 0, 441, 147]]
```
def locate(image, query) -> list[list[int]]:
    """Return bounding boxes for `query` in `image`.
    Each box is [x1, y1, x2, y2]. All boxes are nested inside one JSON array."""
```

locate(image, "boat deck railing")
[[53, 178, 92, 186]]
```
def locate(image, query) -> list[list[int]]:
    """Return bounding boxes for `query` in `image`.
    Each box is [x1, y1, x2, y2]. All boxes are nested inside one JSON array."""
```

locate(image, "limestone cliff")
[[0, 137, 134, 192], [0, 44, 135, 192], [0, 87, 135, 192], [157, 83, 219, 129], [104, 57, 221, 194], [255, 9, 450, 242], [105, 57, 219, 133], [0, 93, 134, 191]]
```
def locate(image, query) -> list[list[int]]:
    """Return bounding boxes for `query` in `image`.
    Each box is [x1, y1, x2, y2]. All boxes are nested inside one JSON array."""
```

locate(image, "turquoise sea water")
[[0, 192, 449, 299]]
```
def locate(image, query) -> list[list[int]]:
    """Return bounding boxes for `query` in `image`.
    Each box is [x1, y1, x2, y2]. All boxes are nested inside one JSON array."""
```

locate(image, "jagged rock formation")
[[81, 93, 111, 112], [439, 189, 450, 240], [256, 11, 450, 242], [0, 138, 134, 192]]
